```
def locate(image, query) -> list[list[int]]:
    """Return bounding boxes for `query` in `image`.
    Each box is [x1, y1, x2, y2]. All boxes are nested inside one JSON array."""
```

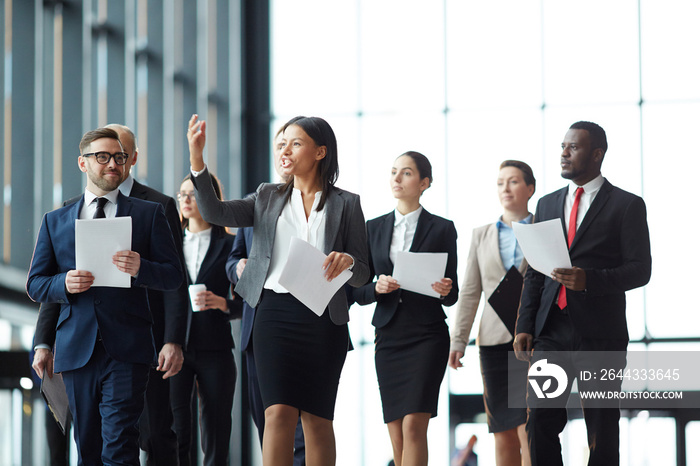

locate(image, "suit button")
[[95, 300, 101, 304]]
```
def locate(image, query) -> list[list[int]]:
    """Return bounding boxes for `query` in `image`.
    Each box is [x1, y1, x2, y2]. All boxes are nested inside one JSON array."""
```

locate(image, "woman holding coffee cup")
[[170, 173, 241, 466]]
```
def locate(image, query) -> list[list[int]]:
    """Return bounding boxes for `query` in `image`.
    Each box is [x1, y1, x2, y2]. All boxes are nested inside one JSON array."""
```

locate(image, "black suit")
[[352, 208, 459, 422], [515, 178, 651, 466], [353, 208, 459, 323], [35, 178, 189, 465], [170, 227, 241, 466]]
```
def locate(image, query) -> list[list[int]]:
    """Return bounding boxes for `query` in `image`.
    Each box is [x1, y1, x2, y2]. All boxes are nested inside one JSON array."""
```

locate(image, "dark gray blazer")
[[191, 167, 369, 325]]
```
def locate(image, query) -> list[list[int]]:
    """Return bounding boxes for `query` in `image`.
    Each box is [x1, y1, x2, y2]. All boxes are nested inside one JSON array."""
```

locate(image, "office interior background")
[[0, 0, 698, 465]]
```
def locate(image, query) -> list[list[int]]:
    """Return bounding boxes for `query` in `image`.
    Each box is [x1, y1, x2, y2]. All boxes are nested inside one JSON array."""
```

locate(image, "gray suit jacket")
[[191, 167, 369, 325]]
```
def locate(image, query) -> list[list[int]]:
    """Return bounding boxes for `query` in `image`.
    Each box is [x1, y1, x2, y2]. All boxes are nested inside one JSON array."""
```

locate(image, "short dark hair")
[[79, 127, 121, 154], [398, 151, 433, 186], [569, 121, 607, 155], [281, 116, 339, 211], [499, 160, 536, 193]]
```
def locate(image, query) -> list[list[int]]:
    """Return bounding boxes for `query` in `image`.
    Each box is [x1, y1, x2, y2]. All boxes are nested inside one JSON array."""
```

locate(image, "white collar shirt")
[[264, 189, 327, 293], [565, 174, 604, 232], [81, 189, 120, 219], [389, 206, 422, 265], [183, 227, 212, 282]]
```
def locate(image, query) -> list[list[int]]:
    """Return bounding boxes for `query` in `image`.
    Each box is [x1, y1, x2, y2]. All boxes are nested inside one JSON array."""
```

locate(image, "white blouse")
[[389, 206, 422, 264], [263, 189, 327, 293], [183, 227, 212, 281]]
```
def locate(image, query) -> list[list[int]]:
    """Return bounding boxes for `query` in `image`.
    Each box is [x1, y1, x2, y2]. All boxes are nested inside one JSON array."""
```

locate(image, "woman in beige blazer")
[[449, 160, 536, 466]]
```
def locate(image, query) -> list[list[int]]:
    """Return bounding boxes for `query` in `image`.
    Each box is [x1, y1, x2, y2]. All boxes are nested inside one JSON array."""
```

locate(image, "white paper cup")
[[188, 284, 207, 311]]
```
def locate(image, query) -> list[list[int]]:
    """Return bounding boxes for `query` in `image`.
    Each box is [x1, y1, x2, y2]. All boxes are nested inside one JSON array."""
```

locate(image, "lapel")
[[518, 215, 534, 274], [569, 179, 612, 251], [409, 208, 434, 252], [64, 198, 85, 262], [554, 186, 569, 239], [323, 188, 343, 254], [261, 184, 288, 250], [115, 192, 133, 218], [378, 211, 395, 265], [195, 229, 226, 283], [485, 222, 507, 275], [130, 179, 148, 200]]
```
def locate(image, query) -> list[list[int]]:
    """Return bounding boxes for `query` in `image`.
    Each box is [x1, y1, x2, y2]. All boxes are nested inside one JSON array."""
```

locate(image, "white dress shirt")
[[119, 174, 135, 197], [565, 174, 604, 232], [81, 189, 120, 219], [263, 189, 327, 293], [183, 227, 212, 281], [389, 206, 422, 265]]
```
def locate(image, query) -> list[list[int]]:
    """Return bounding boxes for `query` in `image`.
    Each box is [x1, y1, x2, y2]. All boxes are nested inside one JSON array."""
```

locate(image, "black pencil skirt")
[[374, 307, 449, 423], [253, 290, 348, 420]]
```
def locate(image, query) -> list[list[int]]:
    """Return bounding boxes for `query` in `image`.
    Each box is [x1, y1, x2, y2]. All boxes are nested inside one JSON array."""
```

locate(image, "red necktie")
[[557, 187, 583, 310]]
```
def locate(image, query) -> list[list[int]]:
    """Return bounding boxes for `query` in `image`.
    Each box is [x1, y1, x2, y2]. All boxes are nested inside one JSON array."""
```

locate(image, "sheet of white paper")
[[75, 217, 132, 288], [392, 251, 448, 298], [512, 219, 572, 275], [278, 237, 352, 316]]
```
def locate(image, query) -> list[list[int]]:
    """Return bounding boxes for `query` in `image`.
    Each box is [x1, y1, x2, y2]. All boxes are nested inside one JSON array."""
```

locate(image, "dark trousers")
[[139, 364, 179, 466], [170, 348, 236, 466], [245, 346, 306, 466], [527, 307, 627, 466], [62, 340, 149, 466]]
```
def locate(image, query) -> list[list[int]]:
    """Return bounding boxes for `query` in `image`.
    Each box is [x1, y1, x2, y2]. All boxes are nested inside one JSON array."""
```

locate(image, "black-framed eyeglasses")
[[177, 191, 196, 201], [82, 151, 130, 165]]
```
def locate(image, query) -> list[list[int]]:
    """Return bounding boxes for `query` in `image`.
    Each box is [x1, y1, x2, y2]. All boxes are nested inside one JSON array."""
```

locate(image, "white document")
[[393, 251, 448, 298], [278, 237, 353, 316], [75, 217, 132, 288], [512, 219, 572, 275]]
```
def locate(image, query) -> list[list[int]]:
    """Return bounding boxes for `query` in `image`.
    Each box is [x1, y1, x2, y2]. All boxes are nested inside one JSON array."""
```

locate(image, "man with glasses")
[[34, 123, 188, 465], [29, 127, 183, 465]]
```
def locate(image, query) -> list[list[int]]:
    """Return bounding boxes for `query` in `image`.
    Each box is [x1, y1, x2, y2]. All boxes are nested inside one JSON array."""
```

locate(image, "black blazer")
[[185, 227, 242, 351], [352, 208, 459, 328], [515, 179, 652, 341]]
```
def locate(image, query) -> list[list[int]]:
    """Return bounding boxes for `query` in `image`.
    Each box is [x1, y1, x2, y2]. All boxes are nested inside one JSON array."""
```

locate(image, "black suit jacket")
[[186, 227, 242, 351], [352, 208, 459, 328], [34, 180, 188, 351], [515, 179, 652, 340]]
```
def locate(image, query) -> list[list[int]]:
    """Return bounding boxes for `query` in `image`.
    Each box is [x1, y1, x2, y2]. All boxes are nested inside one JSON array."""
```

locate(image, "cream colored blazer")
[[450, 221, 529, 352]]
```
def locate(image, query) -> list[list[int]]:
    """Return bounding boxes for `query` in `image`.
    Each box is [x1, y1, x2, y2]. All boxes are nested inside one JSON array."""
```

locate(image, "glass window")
[[641, 0, 700, 101], [642, 102, 700, 337], [446, 1, 542, 110], [360, 2, 446, 113], [271, 0, 360, 115], [542, 0, 640, 106]]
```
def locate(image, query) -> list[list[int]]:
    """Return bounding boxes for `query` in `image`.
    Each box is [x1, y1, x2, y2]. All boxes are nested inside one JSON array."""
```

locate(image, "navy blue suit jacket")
[[515, 179, 652, 340], [352, 208, 459, 328], [225, 226, 254, 352], [26, 192, 183, 372]]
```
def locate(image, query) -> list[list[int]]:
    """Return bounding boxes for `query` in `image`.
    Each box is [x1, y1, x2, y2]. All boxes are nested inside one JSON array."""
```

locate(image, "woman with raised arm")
[[187, 114, 369, 466], [449, 160, 536, 466], [352, 151, 459, 466]]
